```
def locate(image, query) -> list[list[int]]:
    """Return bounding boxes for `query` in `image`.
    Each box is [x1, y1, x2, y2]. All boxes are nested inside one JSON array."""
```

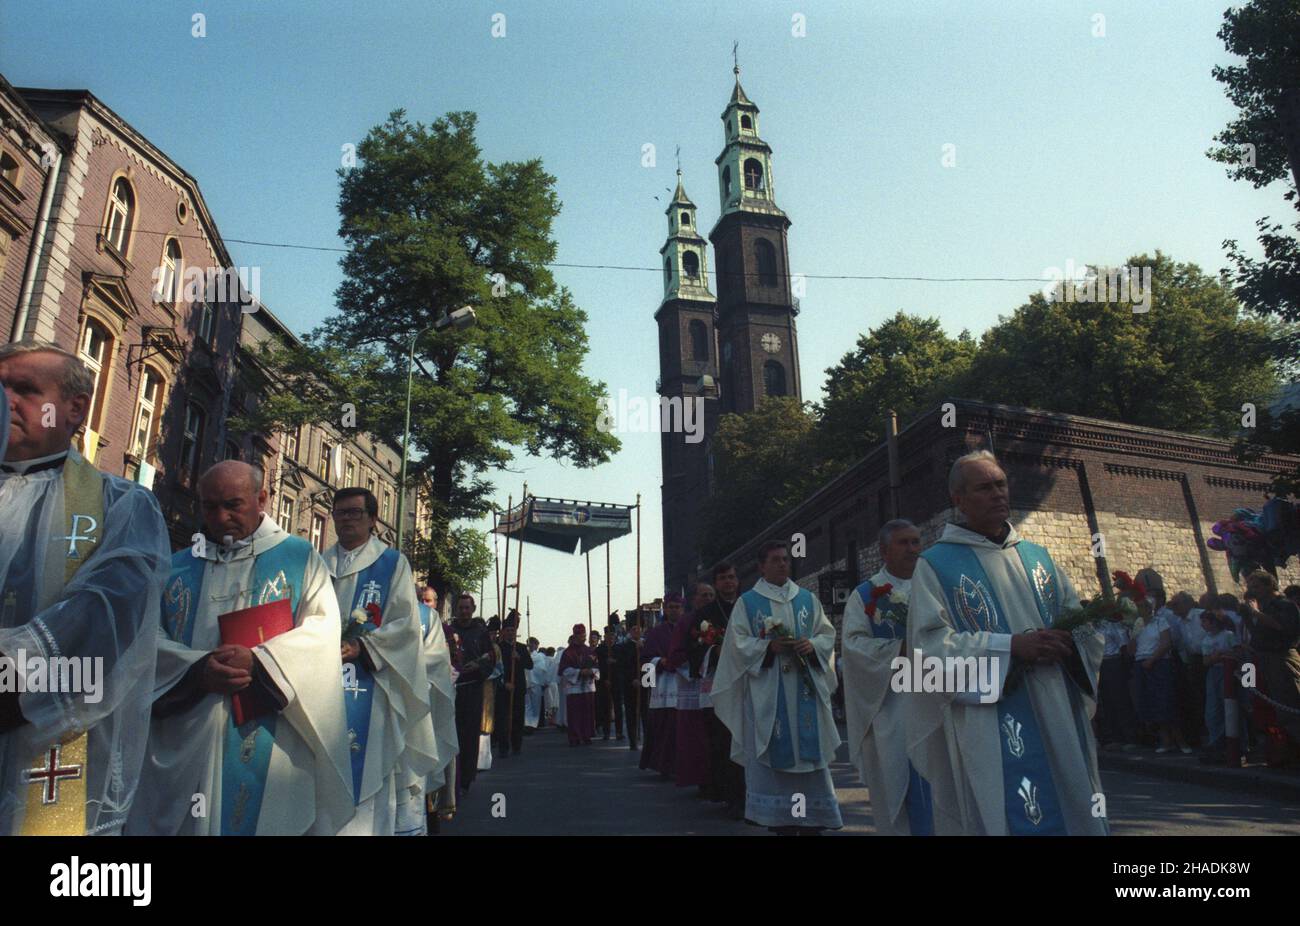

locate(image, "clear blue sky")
[[2, 0, 1287, 645]]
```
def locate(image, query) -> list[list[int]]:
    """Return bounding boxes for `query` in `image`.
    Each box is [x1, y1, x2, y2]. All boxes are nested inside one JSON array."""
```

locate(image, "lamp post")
[[395, 305, 475, 554]]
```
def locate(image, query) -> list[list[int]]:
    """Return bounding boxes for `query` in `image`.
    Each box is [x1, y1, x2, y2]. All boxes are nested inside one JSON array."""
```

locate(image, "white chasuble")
[[842, 569, 921, 835], [127, 514, 353, 836], [327, 536, 436, 835]]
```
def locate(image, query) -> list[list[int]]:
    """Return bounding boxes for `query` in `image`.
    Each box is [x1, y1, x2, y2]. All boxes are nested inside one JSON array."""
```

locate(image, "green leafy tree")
[[959, 253, 1280, 435], [699, 398, 834, 563], [816, 312, 976, 467], [240, 110, 618, 598], [1207, 0, 1300, 495]]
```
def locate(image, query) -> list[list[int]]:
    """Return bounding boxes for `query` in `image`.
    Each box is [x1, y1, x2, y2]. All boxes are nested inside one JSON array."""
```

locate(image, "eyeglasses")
[[331, 508, 369, 520]]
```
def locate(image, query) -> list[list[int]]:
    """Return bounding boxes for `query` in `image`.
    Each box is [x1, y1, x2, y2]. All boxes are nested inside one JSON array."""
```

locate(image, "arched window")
[[744, 158, 764, 191], [680, 211, 690, 227], [104, 177, 134, 254], [722, 165, 732, 201], [664, 257, 672, 290], [741, 114, 753, 131], [682, 250, 700, 280], [689, 320, 709, 362], [157, 238, 182, 303], [763, 360, 786, 397], [755, 239, 778, 287]]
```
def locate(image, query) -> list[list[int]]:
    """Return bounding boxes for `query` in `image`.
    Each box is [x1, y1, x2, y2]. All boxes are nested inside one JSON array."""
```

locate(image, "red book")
[[218, 597, 295, 725]]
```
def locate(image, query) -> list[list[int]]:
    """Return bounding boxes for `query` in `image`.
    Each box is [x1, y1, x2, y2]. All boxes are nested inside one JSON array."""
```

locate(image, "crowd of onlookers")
[[1092, 568, 1300, 769]]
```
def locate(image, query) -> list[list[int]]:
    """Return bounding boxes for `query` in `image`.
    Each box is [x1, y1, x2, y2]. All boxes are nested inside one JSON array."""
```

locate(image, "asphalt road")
[[440, 725, 1300, 836]]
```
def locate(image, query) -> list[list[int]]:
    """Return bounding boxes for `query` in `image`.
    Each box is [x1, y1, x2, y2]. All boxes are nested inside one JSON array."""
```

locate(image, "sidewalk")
[[1098, 746, 1300, 803]]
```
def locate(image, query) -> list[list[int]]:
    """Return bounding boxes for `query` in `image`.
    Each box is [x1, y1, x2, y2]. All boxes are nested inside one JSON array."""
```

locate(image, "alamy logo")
[[49, 856, 151, 906], [1040, 260, 1152, 313], [597, 390, 705, 443]]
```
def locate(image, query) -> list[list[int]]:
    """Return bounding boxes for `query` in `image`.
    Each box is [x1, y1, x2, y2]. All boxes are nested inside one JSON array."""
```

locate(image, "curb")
[[1098, 751, 1300, 803]]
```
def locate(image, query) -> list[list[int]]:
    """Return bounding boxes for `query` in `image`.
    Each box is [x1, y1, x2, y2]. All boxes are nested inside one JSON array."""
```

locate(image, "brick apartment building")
[[1, 74, 416, 552]]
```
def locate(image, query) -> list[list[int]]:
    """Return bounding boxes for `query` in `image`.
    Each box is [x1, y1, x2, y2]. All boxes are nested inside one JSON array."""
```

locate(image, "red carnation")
[[365, 601, 383, 627], [865, 584, 892, 618]]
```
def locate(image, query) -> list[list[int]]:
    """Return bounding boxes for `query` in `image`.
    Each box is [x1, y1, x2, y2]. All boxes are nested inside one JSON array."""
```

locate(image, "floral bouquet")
[[342, 602, 382, 644], [864, 583, 908, 632], [692, 620, 724, 648]]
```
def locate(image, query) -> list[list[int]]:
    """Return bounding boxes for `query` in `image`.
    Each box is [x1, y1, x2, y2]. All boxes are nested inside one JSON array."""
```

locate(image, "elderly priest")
[[128, 461, 353, 835], [0, 342, 169, 835], [904, 450, 1106, 836]]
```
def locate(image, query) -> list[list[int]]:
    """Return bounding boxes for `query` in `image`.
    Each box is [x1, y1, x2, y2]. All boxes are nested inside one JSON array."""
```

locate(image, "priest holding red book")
[[128, 461, 353, 836], [325, 487, 437, 836]]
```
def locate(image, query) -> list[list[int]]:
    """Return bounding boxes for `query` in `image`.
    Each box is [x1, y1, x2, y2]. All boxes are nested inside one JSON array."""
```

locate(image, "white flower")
[[889, 590, 908, 606], [699, 621, 711, 632], [349, 609, 368, 625], [763, 616, 779, 631]]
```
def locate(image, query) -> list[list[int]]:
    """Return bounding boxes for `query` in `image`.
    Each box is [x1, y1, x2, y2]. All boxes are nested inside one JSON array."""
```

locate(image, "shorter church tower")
[[656, 169, 720, 591]]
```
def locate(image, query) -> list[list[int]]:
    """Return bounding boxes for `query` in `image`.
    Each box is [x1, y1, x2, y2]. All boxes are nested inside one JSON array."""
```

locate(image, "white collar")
[[754, 577, 798, 602], [325, 536, 381, 578], [202, 513, 286, 563]]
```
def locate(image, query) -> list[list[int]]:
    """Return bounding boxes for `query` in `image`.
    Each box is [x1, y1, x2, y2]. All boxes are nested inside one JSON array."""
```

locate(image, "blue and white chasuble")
[[906, 522, 1107, 837], [340, 547, 399, 803], [162, 535, 312, 836], [739, 586, 822, 770]]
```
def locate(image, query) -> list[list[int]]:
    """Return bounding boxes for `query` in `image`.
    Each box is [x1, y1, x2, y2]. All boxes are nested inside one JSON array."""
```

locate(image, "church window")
[[755, 239, 778, 287], [741, 114, 753, 131], [680, 211, 690, 227], [744, 158, 764, 191], [722, 166, 732, 200], [763, 360, 786, 397], [682, 250, 700, 280], [689, 320, 709, 362], [664, 257, 672, 290]]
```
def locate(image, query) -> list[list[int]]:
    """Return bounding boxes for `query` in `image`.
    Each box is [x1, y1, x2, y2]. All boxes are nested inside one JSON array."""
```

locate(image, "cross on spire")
[[732, 40, 739, 77]]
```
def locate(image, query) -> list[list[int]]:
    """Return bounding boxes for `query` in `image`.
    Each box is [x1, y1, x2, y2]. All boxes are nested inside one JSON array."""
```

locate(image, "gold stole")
[[18, 453, 103, 835]]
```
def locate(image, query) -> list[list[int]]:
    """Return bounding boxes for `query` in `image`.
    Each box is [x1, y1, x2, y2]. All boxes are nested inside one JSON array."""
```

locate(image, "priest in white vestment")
[[409, 592, 458, 833], [524, 638, 546, 729], [904, 450, 1106, 836], [325, 488, 436, 836], [128, 461, 353, 836], [0, 343, 168, 835], [843, 518, 933, 835], [552, 645, 567, 728], [712, 540, 843, 833]]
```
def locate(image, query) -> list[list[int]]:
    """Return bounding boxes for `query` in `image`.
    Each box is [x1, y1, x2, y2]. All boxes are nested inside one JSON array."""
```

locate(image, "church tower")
[[709, 65, 802, 414], [656, 169, 720, 592]]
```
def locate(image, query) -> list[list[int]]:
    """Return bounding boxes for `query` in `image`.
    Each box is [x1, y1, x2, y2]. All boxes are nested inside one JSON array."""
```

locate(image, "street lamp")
[[395, 305, 476, 553]]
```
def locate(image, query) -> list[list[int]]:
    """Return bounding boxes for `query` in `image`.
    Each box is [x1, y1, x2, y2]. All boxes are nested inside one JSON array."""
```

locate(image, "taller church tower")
[[710, 65, 802, 414], [657, 66, 802, 592]]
